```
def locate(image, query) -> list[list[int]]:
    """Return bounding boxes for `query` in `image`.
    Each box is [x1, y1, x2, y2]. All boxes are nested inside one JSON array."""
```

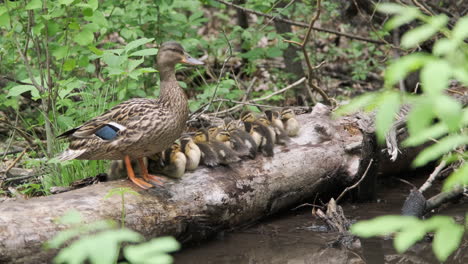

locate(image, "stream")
[[176, 176, 468, 264]]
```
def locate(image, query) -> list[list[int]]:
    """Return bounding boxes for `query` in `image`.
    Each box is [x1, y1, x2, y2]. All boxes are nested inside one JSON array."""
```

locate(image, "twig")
[[336, 159, 373, 203], [0, 148, 25, 156], [418, 160, 447, 194], [425, 186, 464, 213], [4, 148, 28, 175], [213, 0, 385, 45], [291, 203, 324, 211]]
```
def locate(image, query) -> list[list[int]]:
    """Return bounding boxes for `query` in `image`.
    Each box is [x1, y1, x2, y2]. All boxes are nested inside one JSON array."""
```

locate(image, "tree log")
[[0, 104, 410, 263]]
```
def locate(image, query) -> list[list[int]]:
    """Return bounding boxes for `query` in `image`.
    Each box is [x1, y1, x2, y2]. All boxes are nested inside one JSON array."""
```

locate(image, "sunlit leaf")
[[401, 15, 448, 48], [376, 3, 410, 14], [375, 92, 400, 143], [384, 8, 419, 30], [130, 48, 159, 57], [7, 85, 40, 98], [420, 60, 452, 96], [384, 53, 432, 88], [63, 59, 76, 71], [74, 29, 94, 46], [128, 58, 144, 72], [394, 225, 426, 253], [413, 134, 468, 167], [407, 99, 434, 136], [125, 38, 154, 52], [452, 16, 468, 42], [124, 236, 180, 264], [334, 93, 377, 116], [59, 0, 74, 5], [434, 95, 462, 131], [443, 163, 468, 191], [433, 222, 464, 261], [350, 215, 419, 237], [433, 38, 456, 56], [25, 0, 42, 10]]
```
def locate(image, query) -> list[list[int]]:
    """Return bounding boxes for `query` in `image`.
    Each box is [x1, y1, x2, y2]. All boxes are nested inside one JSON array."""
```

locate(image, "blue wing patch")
[[95, 124, 120, 140]]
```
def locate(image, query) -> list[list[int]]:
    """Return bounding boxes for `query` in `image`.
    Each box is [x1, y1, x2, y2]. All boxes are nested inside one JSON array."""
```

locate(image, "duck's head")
[[157, 41, 204, 68], [281, 108, 295, 120], [193, 129, 209, 143], [240, 111, 256, 123]]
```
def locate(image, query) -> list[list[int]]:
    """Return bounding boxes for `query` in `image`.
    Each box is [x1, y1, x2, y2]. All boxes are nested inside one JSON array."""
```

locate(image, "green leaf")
[[407, 99, 434, 136], [376, 3, 409, 14], [384, 8, 419, 30], [46, 220, 113, 249], [0, 12, 10, 28], [350, 215, 419, 237], [443, 163, 468, 191], [130, 48, 159, 57], [125, 38, 154, 52], [452, 16, 468, 42], [90, 11, 108, 28], [57, 210, 82, 225], [63, 59, 76, 71], [334, 93, 377, 116], [88, 0, 98, 10], [88, 45, 103, 56], [74, 29, 94, 46], [433, 222, 464, 261], [413, 134, 468, 167], [59, 0, 74, 5], [124, 236, 180, 264], [434, 95, 462, 131], [375, 92, 400, 143], [104, 187, 140, 199], [384, 53, 432, 88], [433, 38, 457, 56], [394, 225, 426, 253], [52, 46, 69, 60], [403, 122, 447, 147], [401, 15, 448, 48], [102, 53, 121, 67], [54, 229, 143, 264], [420, 60, 451, 96], [7, 85, 40, 98], [25, 0, 42, 10]]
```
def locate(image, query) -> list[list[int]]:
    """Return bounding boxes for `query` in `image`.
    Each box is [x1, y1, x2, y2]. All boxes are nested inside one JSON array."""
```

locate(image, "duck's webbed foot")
[[138, 157, 165, 186], [124, 155, 152, 189]]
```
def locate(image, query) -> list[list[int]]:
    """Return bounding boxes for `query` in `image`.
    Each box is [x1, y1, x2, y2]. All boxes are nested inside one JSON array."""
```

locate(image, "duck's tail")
[[56, 149, 87, 161]]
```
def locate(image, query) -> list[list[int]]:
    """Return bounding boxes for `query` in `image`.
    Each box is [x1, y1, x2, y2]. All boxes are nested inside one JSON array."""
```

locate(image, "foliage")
[[342, 4, 468, 262], [46, 211, 180, 264], [104, 187, 140, 228]]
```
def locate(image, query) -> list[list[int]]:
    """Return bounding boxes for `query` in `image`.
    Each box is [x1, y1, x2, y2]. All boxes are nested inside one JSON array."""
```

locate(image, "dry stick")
[[213, 77, 306, 116], [335, 159, 373, 203], [213, 0, 385, 45], [418, 160, 447, 194], [284, 0, 332, 106], [4, 148, 28, 175]]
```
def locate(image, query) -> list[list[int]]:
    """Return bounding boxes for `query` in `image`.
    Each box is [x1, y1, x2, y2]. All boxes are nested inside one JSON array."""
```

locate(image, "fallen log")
[[0, 104, 410, 263]]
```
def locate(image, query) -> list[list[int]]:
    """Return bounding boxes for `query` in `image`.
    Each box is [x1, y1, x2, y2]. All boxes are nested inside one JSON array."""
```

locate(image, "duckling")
[[193, 130, 219, 167], [207, 126, 231, 148], [244, 121, 274, 157], [196, 128, 240, 165], [149, 142, 186, 179], [225, 120, 257, 159], [180, 135, 201, 171], [241, 112, 274, 156], [281, 108, 300, 137], [265, 110, 290, 145], [257, 116, 277, 144]]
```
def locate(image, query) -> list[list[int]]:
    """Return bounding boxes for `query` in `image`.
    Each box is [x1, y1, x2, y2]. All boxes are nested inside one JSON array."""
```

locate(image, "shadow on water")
[[175, 175, 468, 264]]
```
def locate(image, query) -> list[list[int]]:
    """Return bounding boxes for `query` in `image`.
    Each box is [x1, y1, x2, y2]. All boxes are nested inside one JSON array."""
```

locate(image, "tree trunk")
[[0, 104, 417, 263]]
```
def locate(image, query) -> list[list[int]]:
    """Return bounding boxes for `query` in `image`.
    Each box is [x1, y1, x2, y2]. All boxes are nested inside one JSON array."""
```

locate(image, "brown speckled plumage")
[[57, 41, 198, 161]]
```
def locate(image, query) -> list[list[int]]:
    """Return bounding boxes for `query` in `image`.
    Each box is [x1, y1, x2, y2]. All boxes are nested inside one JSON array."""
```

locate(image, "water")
[[176, 177, 468, 264]]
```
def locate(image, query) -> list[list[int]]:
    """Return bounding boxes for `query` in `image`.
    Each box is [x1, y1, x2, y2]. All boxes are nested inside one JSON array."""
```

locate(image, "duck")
[[180, 135, 201, 171], [193, 129, 219, 167], [56, 41, 204, 189], [195, 128, 240, 165], [148, 142, 187, 179], [265, 110, 290, 144], [224, 119, 257, 159], [241, 111, 274, 156], [280, 108, 300, 137]]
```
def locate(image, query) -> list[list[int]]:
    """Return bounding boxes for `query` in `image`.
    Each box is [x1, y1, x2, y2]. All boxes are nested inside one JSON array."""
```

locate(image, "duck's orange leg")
[[138, 157, 164, 186], [124, 155, 152, 189]]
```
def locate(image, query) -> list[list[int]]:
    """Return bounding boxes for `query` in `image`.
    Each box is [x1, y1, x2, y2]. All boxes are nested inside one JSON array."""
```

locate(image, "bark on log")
[[0, 104, 413, 263]]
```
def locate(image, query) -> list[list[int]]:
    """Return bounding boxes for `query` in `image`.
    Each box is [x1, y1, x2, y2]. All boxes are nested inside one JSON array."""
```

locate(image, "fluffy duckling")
[[280, 108, 300, 137], [149, 142, 186, 179], [196, 128, 240, 165], [241, 112, 274, 156], [244, 122, 274, 157], [193, 129, 219, 167], [180, 135, 201, 171], [225, 120, 257, 159], [265, 110, 290, 145]]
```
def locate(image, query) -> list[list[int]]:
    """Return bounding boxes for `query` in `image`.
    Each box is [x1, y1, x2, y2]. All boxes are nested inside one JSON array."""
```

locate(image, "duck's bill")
[[182, 53, 204, 65]]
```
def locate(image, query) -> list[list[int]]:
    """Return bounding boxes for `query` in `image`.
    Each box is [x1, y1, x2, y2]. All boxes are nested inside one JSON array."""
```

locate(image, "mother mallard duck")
[[56, 41, 203, 189]]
